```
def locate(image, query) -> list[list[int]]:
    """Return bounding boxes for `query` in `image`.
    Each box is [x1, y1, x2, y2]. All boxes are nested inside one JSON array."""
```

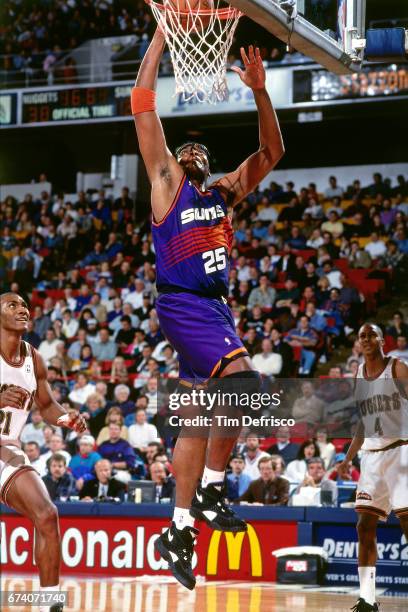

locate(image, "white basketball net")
[[148, 1, 242, 104]]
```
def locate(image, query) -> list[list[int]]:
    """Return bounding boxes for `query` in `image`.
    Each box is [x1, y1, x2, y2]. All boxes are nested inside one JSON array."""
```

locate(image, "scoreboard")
[[1, 63, 408, 128], [293, 63, 408, 103], [21, 85, 132, 124]]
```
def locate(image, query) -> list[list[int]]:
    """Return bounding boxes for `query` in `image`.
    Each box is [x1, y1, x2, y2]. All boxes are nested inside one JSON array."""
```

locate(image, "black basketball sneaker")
[[190, 482, 247, 532], [351, 598, 379, 612], [154, 522, 198, 590]]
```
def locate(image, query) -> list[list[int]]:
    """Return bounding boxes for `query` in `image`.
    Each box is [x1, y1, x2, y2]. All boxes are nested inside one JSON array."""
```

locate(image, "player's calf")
[[190, 370, 261, 532]]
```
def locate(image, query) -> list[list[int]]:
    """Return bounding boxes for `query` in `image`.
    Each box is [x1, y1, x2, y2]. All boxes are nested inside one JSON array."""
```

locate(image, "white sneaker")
[[319, 355, 327, 364]]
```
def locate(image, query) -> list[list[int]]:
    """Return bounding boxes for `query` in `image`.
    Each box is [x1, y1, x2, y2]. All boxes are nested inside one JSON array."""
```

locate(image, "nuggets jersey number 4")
[[0, 342, 37, 446], [355, 359, 408, 450], [152, 175, 233, 296]]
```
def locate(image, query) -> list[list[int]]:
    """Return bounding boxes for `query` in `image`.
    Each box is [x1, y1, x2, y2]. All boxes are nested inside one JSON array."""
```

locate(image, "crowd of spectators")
[[0, 0, 157, 85], [2, 168, 408, 505], [23, 418, 361, 507], [0, 0, 293, 87]]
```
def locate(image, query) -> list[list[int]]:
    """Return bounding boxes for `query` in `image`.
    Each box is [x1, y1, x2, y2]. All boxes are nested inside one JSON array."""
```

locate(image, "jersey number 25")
[[202, 247, 227, 274]]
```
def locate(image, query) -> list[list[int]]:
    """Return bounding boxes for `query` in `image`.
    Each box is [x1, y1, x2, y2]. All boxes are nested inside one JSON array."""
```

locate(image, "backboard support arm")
[[227, 0, 363, 74]]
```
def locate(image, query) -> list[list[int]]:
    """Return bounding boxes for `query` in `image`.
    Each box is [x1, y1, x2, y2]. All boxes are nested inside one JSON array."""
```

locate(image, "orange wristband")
[[131, 87, 157, 115]]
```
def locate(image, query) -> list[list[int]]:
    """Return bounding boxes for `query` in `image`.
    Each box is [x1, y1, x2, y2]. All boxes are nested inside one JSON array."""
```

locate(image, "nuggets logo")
[[356, 491, 373, 501]]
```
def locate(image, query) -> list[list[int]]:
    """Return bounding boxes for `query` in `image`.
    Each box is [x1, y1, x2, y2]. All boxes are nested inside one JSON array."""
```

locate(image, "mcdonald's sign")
[[206, 524, 263, 577]]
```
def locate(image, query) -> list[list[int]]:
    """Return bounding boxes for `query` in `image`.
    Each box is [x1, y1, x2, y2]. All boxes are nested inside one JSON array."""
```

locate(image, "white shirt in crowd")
[[69, 383, 96, 405], [243, 450, 271, 480], [122, 289, 144, 310], [316, 441, 336, 469], [30, 455, 48, 478], [285, 459, 308, 483], [306, 236, 324, 249], [42, 449, 72, 466], [326, 269, 343, 290], [128, 422, 160, 449], [20, 423, 45, 447], [62, 318, 79, 339], [324, 185, 344, 199], [252, 351, 282, 377], [365, 240, 387, 259], [387, 347, 408, 360], [38, 338, 60, 364], [257, 207, 278, 222], [237, 266, 251, 282], [98, 482, 109, 497]]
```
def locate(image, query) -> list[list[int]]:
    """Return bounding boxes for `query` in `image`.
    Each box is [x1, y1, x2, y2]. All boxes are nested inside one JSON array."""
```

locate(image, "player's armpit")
[[151, 169, 186, 223]]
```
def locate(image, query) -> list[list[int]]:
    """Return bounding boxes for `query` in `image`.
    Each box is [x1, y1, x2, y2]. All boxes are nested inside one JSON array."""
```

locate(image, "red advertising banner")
[[0, 515, 297, 580]]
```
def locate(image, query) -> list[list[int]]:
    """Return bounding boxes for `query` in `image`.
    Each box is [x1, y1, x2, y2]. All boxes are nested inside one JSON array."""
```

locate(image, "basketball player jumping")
[[340, 323, 408, 612], [0, 293, 87, 612], [132, 27, 284, 589]]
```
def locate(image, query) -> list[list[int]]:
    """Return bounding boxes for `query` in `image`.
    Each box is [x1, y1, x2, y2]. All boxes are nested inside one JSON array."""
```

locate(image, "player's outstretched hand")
[[0, 386, 29, 410], [57, 412, 87, 433], [230, 46, 265, 91]]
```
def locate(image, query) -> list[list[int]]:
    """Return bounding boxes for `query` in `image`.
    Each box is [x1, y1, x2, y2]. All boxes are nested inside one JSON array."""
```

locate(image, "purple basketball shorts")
[[156, 292, 246, 382]]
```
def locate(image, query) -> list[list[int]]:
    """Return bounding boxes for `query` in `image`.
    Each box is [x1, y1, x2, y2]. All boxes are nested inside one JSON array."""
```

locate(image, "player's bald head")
[[358, 323, 384, 340], [0, 292, 17, 302], [0, 292, 26, 306]]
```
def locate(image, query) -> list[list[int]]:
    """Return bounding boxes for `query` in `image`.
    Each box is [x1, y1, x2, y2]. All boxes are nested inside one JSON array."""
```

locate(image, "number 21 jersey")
[[0, 342, 37, 447]]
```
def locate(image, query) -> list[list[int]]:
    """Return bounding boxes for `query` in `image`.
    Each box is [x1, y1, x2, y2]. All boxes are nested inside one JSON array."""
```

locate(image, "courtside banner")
[[315, 524, 408, 587], [0, 515, 297, 579]]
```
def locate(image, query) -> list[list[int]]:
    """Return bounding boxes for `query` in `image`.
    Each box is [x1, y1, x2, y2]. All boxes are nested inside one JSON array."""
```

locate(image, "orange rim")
[[145, 0, 241, 20]]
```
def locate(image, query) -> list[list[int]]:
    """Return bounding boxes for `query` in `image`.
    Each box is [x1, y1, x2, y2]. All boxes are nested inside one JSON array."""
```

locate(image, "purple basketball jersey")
[[152, 175, 233, 296]]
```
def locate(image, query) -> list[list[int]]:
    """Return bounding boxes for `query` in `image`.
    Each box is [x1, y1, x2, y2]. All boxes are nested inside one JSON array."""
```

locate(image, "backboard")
[[227, 0, 366, 74]]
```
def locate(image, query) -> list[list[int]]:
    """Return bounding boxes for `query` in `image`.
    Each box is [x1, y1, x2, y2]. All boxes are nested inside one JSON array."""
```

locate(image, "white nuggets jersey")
[[355, 358, 408, 450], [0, 342, 37, 447]]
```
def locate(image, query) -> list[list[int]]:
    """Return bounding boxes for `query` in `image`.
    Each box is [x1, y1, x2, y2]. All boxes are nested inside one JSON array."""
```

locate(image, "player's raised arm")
[[33, 349, 86, 432], [212, 46, 284, 207], [132, 27, 184, 221]]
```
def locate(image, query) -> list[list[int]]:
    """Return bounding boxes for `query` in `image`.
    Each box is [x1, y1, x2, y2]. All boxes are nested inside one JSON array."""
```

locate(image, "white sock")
[[40, 584, 59, 592], [202, 466, 225, 489], [39, 585, 59, 612], [358, 566, 376, 605], [173, 506, 195, 530]]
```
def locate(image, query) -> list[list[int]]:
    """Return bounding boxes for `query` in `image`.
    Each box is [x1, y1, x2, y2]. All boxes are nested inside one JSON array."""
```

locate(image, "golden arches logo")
[[206, 524, 262, 576]]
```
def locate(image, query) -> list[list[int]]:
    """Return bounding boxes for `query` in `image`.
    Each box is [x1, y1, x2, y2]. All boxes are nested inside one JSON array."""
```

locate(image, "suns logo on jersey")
[[180, 205, 225, 225]]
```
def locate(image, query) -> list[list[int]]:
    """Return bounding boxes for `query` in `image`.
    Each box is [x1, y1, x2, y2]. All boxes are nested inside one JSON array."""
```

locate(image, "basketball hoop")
[[145, 0, 242, 104]]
